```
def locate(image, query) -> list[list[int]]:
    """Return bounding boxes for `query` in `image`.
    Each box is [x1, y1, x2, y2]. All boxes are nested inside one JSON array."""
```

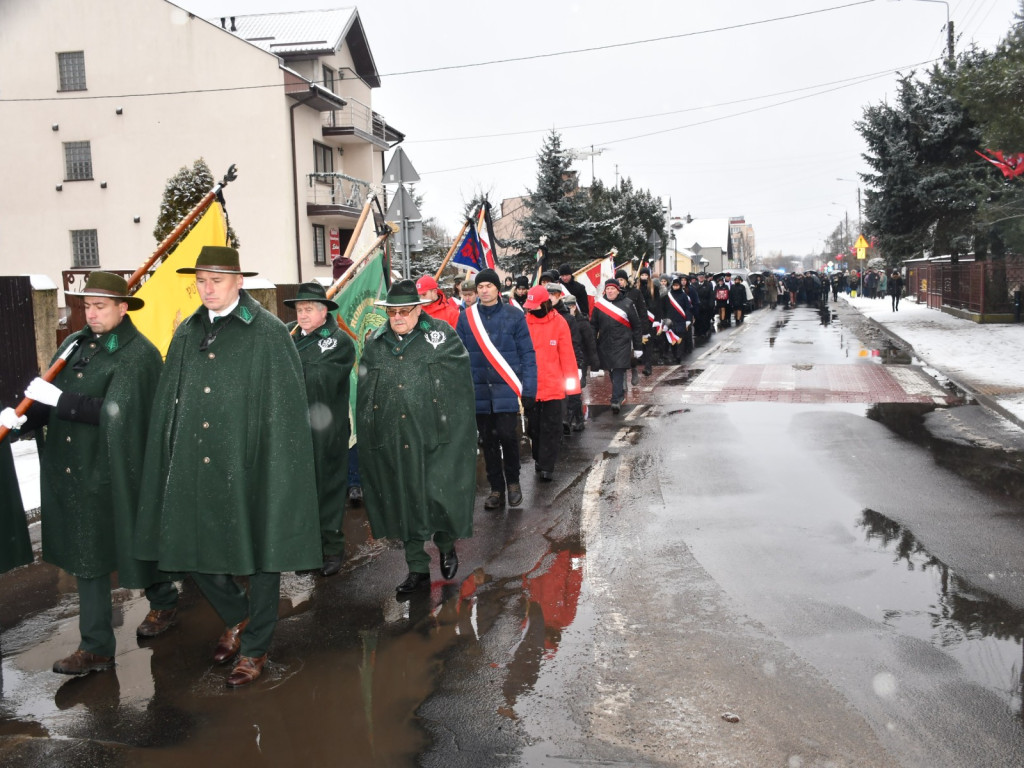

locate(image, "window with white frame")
[[64, 141, 93, 181], [71, 230, 99, 268], [57, 51, 87, 91]]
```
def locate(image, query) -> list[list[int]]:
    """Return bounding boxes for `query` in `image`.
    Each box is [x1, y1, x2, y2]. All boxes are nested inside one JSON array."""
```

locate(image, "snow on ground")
[[841, 293, 1024, 424]]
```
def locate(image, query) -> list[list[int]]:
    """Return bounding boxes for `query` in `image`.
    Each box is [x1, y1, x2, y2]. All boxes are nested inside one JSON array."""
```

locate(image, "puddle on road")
[[660, 369, 704, 387], [857, 508, 1024, 717]]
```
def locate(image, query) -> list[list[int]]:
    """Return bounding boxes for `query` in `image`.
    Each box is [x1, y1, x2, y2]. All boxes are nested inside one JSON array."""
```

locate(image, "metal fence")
[[908, 256, 1024, 317], [306, 172, 369, 209]]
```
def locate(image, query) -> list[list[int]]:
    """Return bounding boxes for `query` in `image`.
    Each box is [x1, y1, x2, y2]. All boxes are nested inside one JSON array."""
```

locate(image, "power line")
[[421, 64, 929, 175], [408, 59, 936, 145], [379, 0, 880, 77]]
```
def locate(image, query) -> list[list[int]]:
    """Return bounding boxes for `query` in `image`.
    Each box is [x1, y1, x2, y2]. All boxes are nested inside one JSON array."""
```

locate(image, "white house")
[[0, 1, 402, 305]]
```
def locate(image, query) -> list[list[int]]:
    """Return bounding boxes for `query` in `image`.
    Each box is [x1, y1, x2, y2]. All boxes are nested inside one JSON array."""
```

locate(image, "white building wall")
[[0, 0, 383, 300]]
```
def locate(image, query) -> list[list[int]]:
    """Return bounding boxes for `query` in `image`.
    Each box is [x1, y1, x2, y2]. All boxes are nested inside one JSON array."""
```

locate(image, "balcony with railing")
[[306, 172, 370, 217], [321, 97, 402, 148]]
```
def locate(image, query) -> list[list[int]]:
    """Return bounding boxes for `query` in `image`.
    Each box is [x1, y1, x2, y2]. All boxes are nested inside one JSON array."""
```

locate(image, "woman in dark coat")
[[591, 280, 642, 413], [887, 270, 905, 311]]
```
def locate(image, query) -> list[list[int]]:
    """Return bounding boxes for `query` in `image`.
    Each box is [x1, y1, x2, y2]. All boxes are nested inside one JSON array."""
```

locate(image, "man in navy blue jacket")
[[456, 269, 537, 509]]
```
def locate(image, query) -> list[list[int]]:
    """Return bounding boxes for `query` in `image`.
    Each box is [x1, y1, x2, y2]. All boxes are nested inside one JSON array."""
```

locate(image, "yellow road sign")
[[854, 234, 869, 249]]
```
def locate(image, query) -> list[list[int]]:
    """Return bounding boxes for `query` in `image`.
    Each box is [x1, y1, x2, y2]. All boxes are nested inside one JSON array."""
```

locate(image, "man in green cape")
[[0, 271, 177, 675], [135, 246, 320, 687], [284, 282, 355, 577], [356, 279, 476, 596]]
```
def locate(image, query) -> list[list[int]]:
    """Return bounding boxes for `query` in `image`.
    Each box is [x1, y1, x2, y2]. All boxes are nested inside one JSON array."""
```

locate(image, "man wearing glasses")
[[356, 280, 476, 596], [136, 246, 321, 687]]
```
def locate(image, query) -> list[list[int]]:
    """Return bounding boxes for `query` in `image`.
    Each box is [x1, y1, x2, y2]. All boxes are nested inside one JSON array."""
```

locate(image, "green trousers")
[[403, 533, 456, 574], [191, 572, 280, 658], [77, 575, 179, 657]]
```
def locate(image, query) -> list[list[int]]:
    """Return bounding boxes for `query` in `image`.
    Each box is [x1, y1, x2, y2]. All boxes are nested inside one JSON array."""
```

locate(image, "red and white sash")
[[646, 309, 662, 331], [594, 297, 631, 328], [668, 293, 691, 327], [665, 327, 682, 345], [466, 304, 523, 396]]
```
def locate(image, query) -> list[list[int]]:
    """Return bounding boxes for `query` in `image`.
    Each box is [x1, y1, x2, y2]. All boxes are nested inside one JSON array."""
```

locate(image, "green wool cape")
[[286, 314, 355, 535], [36, 317, 163, 585], [356, 314, 477, 542], [0, 438, 32, 573], [135, 290, 321, 574]]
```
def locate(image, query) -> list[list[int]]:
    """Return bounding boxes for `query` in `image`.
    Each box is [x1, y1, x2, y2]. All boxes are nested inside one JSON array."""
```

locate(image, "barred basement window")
[[57, 51, 87, 91], [64, 141, 93, 181], [313, 224, 327, 265], [71, 230, 99, 268]]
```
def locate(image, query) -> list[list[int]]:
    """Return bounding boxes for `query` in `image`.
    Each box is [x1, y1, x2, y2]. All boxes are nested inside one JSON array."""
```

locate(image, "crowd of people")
[[0, 247, 909, 689]]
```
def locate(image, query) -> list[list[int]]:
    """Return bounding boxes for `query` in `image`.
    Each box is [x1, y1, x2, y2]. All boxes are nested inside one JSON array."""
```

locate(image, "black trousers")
[[526, 398, 565, 473], [477, 411, 521, 492]]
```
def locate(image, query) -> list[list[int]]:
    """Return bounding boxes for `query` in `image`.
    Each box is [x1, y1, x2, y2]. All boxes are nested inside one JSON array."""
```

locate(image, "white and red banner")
[[579, 255, 616, 299], [466, 303, 522, 396], [475, 204, 497, 270], [667, 293, 691, 328]]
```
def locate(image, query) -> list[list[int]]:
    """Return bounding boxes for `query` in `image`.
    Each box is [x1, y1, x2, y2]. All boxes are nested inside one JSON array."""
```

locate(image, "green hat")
[[176, 245, 257, 276], [373, 279, 431, 307], [66, 271, 144, 311], [283, 281, 338, 311]]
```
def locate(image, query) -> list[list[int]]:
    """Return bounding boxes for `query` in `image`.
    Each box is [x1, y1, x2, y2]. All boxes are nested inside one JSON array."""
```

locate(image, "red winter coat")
[[422, 295, 461, 329], [526, 310, 581, 402]]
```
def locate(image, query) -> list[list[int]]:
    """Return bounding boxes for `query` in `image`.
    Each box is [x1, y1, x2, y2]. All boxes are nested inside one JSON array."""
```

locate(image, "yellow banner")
[[132, 201, 227, 356]]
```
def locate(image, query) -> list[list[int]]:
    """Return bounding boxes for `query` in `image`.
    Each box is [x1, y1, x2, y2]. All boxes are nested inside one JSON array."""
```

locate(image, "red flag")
[[976, 149, 1024, 179]]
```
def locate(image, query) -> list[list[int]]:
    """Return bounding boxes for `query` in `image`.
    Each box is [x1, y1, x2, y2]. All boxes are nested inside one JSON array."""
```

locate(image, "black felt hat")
[[374, 279, 430, 307], [283, 281, 338, 311]]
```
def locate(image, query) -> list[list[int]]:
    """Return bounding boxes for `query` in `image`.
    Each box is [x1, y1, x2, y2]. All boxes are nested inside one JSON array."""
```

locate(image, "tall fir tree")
[[521, 130, 593, 271]]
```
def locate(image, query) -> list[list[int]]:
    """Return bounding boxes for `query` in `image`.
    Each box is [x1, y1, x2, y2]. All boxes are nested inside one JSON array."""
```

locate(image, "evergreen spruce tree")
[[153, 158, 239, 253], [521, 130, 593, 271]]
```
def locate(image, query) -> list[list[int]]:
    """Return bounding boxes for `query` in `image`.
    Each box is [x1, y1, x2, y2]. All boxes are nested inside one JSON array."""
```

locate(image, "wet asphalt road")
[[3, 300, 1024, 766]]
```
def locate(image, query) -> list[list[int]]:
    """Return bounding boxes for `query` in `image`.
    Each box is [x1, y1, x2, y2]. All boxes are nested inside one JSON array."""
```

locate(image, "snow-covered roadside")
[[841, 293, 1024, 424]]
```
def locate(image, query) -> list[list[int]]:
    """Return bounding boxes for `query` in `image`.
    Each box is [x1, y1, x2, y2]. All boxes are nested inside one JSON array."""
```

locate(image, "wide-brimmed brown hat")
[[66, 271, 144, 311], [176, 245, 257, 276], [283, 281, 338, 311], [373, 279, 430, 307]]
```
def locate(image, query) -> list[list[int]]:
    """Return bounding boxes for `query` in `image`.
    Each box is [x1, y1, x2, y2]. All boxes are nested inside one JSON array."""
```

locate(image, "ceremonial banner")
[[451, 221, 485, 273], [133, 201, 227, 357]]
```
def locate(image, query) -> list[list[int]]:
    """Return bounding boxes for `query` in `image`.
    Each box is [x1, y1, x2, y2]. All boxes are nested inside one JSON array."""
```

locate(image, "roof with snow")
[[678, 218, 731, 252], [216, 8, 380, 87]]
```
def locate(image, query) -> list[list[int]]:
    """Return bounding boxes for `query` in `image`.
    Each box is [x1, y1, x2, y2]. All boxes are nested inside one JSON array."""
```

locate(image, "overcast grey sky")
[[178, 0, 1021, 258]]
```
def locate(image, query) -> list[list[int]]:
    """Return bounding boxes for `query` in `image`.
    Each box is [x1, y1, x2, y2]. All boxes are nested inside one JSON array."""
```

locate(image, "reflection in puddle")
[[857, 508, 1024, 716]]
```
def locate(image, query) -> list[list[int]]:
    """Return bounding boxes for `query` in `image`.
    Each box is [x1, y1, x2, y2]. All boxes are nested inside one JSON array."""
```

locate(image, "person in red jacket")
[[416, 274, 461, 329], [522, 286, 581, 481]]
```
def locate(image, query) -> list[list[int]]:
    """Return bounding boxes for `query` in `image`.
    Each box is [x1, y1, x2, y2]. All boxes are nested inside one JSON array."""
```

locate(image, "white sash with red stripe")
[[594, 297, 631, 328], [466, 303, 523, 396], [668, 293, 692, 329]]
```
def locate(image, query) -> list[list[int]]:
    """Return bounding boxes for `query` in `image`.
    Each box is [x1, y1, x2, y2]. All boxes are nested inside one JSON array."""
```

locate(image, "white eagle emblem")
[[318, 337, 338, 354], [425, 330, 446, 349]]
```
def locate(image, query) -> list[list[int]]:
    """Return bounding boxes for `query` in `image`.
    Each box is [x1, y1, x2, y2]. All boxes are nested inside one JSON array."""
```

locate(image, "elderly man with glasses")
[[356, 280, 476, 596]]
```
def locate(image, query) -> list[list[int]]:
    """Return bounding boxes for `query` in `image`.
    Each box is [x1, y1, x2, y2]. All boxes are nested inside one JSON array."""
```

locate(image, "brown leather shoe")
[[226, 654, 267, 687], [136, 608, 178, 638], [52, 649, 115, 676], [212, 618, 249, 664]]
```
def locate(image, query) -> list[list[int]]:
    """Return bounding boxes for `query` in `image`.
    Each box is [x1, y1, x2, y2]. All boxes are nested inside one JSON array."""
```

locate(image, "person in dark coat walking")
[[887, 270, 904, 311], [615, 269, 650, 386], [2, 272, 177, 676], [636, 267, 660, 375], [455, 269, 538, 510], [561, 294, 598, 431], [136, 247, 321, 687], [357, 280, 477, 595], [694, 273, 715, 338], [284, 282, 356, 578], [591, 279, 643, 414], [558, 264, 591, 316], [660, 275, 693, 362]]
